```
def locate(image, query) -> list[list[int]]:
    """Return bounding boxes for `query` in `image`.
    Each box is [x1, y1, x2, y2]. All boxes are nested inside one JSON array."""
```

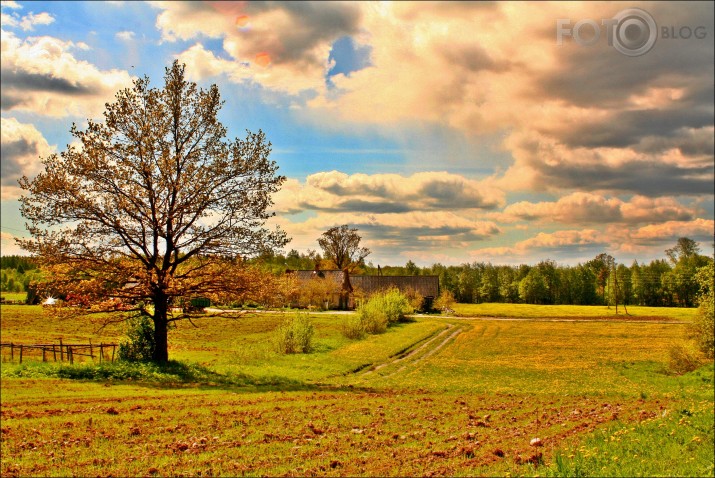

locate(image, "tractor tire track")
[[381, 327, 462, 380], [360, 323, 463, 380]]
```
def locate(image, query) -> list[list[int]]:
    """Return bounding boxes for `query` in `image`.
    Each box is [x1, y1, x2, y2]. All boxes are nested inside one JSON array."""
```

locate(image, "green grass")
[[1, 303, 713, 476], [547, 364, 714, 477], [452, 303, 697, 321]]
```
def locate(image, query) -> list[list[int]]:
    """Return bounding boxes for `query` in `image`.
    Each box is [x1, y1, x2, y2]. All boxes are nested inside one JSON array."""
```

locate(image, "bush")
[[403, 287, 425, 313], [118, 314, 156, 362], [274, 312, 314, 354], [668, 342, 704, 375], [434, 290, 456, 313], [351, 288, 412, 337], [691, 263, 714, 359], [342, 314, 366, 340]]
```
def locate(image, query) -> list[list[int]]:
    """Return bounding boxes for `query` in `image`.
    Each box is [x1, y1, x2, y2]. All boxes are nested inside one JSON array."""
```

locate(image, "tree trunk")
[[152, 293, 170, 363]]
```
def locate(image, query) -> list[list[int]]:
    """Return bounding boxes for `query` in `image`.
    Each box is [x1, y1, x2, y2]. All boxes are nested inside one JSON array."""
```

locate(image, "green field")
[[1, 304, 713, 476], [452, 303, 697, 321]]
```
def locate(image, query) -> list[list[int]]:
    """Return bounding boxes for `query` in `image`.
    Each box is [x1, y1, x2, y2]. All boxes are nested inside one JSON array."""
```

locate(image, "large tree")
[[317, 225, 371, 271], [19, 61, 288, 362]]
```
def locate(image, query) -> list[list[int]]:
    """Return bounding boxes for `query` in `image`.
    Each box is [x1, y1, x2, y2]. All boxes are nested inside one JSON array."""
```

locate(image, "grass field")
[[0, 292, 26, 302], [1, 304, 713, 476], [452, 303, 697, 321]]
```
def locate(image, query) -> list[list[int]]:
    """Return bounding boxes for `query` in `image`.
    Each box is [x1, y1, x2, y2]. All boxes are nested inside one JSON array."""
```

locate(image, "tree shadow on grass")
[[3, 359, 373, 394]]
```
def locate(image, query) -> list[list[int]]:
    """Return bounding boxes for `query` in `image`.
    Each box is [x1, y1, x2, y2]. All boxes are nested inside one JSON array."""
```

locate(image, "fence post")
[[42, 347, 46, 362], [68, 346, 73, 365], [19, 345, 23, 364], [89, 339, 93, 362], [60, 339, 64, 362], [99, 344, 103, 363], [53, 344, 57, 362], [10, 343, 13, 361]]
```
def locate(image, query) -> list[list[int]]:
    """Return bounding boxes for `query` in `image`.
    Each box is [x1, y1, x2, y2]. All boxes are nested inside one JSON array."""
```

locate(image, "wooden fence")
[[1, 340, 118, 364]]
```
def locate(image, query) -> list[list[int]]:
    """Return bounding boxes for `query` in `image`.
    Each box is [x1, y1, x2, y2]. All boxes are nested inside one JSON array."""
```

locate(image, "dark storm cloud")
[[0, 69, 97, 96], [554, 107, 713, 149], [304, 199, 413, 214], [241, 1, 363, 66], [528, 156, 714, 197], [0, 138, 35, 185]]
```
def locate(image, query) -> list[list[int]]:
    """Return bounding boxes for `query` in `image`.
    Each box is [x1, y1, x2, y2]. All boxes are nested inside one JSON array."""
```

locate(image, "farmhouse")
[[288, 268, 439, 310]]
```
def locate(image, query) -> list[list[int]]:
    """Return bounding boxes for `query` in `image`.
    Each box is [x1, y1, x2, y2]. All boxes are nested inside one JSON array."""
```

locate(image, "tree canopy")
[[317, 225, 371, 271], [19, 61, 288, 362]]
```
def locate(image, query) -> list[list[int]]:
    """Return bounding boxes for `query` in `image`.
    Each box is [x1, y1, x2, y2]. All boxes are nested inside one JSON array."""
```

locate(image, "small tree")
[[434, 289, 456, 312], [317, 225, 371, 271]]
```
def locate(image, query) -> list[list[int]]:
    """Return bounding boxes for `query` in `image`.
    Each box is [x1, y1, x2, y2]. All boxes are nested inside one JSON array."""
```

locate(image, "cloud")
[[0, 29, 133, 117], [1, 1, 22, 9], [0, 232, 27, 256], [304, 3, 714, 198], [1, 6, 55, 31], [0, 117, 54, 199], [500, 131, 714, 197], [272, 170, 505, 215], [629, 218, 715, 244], [115, 30, 135, 41], [498, 192, 696, 225], [155, 2, 362, 95], [469, 229, 610, 265]]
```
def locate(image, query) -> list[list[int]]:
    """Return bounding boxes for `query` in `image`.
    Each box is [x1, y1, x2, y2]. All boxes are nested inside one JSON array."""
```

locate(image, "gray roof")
[[350, 275, 439, 298], [289, 270, 439, 298]]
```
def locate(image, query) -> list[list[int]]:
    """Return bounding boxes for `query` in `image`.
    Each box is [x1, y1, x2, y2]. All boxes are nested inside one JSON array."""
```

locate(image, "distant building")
[[288, 268, 439, 310]]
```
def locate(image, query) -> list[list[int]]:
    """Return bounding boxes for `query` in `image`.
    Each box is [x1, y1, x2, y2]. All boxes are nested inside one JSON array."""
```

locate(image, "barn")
[[289, 269, 439, 310]]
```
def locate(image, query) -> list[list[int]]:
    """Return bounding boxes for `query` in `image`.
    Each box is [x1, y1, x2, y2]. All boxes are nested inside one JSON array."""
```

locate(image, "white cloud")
[[1, 8, 55, 30], [1, 29, 134, 117], [19, 11, 54, 30], [115, 30, 135, 41], [0, 231, 27, 256], [496, 192, 696, 225]]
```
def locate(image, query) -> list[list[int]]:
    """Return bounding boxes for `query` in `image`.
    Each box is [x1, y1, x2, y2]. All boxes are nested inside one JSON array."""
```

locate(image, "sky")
[[1, 1, 713, 267]]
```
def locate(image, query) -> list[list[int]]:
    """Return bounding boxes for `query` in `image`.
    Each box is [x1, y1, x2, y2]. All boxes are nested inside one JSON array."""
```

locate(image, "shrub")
[[434, 289, 456, 313], [357, 299, 389, 334], [353, 288, 412, 336], [403, 287, 425, 312], [668, 342, 704, 375], [118, 314, 156, 362], [690, 263, 714, 359], [342, 314, 366, 340], [274, 312, 314, 354]]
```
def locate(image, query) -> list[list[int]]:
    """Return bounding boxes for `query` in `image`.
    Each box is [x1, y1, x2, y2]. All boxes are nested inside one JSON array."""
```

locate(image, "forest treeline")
[[2, 237, 712, 308], [0, 256, 39, 294], [256, 237, 713, 308]]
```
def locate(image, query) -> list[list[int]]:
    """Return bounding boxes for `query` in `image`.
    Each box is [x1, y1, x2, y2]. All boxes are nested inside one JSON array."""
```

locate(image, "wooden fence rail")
[[1, 341, 118, 364]]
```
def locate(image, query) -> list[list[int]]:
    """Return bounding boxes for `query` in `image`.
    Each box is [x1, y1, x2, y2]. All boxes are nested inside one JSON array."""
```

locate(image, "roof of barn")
[[350, 275, 439, 298]]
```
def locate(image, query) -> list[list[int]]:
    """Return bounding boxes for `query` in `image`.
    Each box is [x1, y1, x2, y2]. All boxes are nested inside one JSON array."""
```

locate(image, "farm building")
[[288, 268, 439, 310]]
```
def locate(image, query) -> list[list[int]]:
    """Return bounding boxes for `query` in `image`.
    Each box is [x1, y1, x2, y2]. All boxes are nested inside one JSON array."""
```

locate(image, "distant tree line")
[[256, 238, 712, 308], [0, 256, 39, 293]]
